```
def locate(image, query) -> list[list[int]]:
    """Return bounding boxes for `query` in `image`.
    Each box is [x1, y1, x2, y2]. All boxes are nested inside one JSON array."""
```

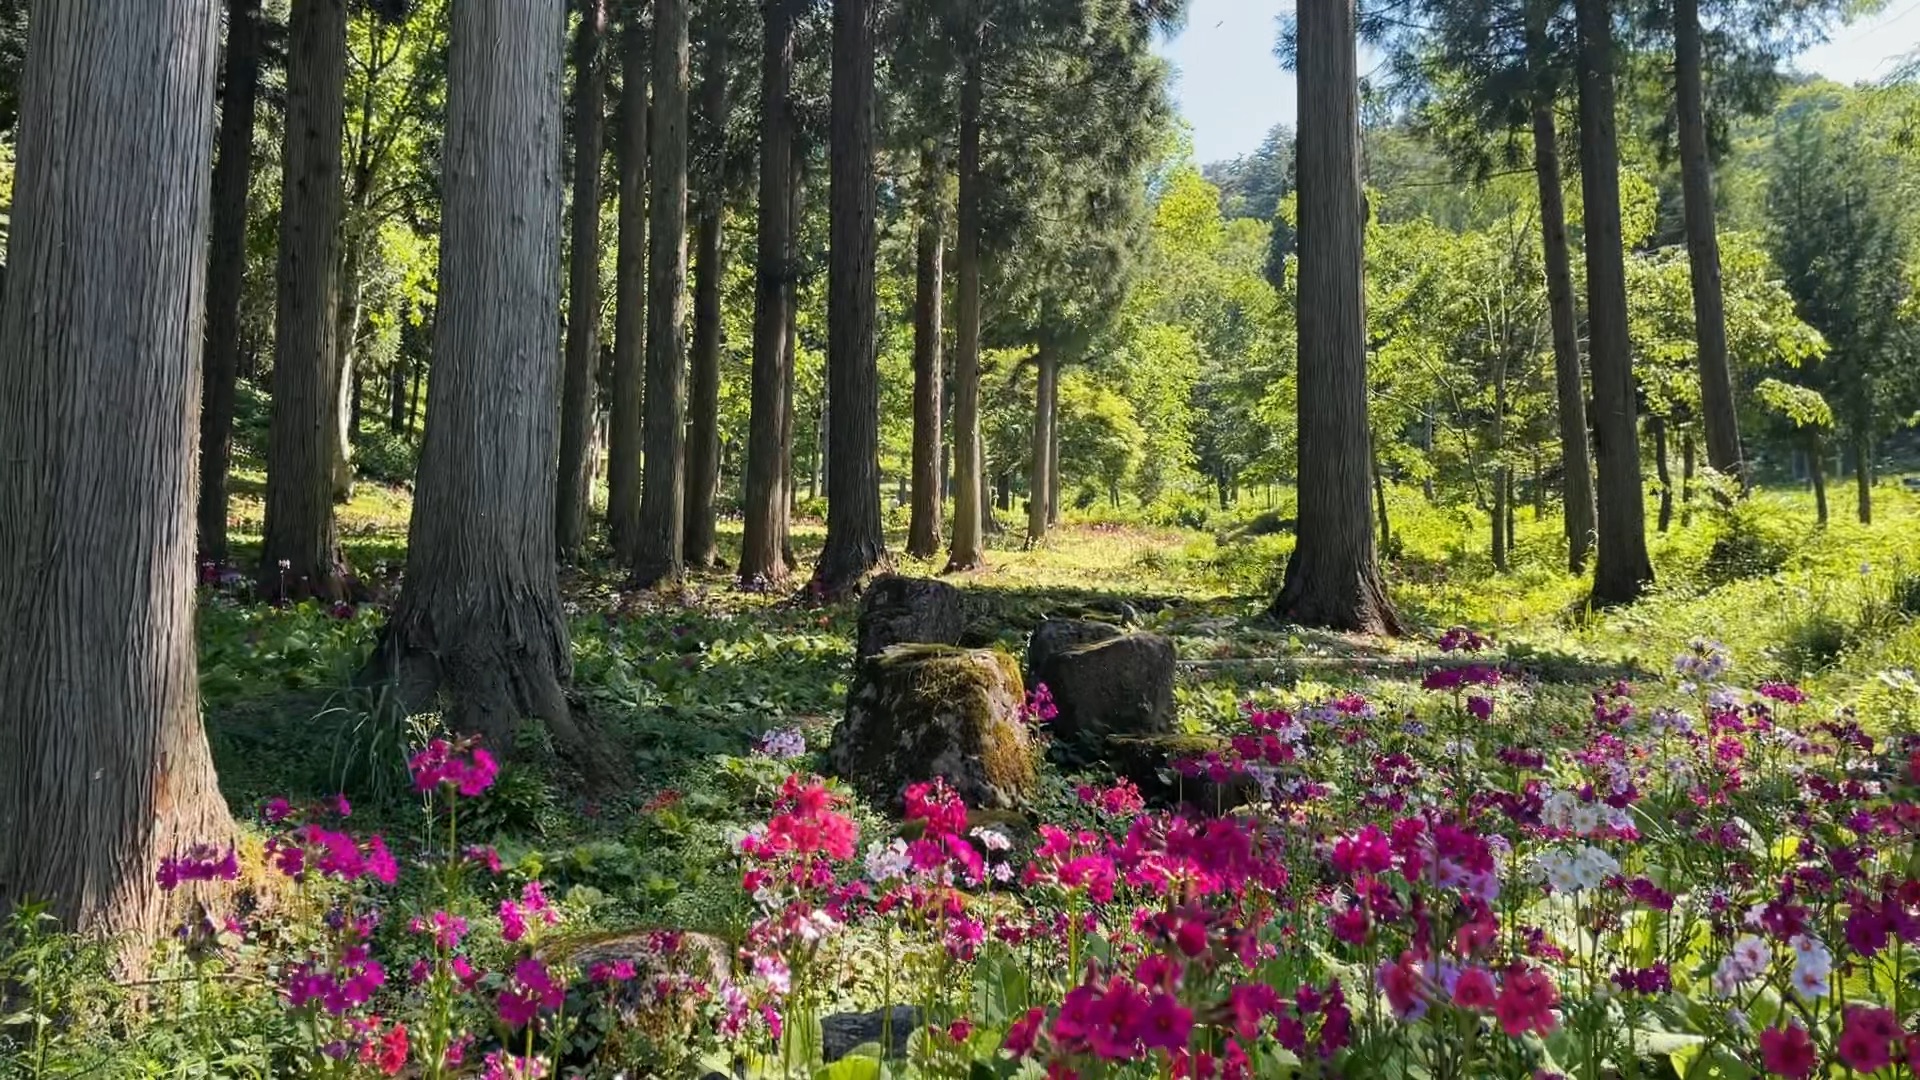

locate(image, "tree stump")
[[829, 644, 1034, 810]]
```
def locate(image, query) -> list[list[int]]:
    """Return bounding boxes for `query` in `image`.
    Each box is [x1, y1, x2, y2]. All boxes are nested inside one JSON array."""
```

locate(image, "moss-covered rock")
[[828, 644, 1035, 810], [855, 575, 967, 659]]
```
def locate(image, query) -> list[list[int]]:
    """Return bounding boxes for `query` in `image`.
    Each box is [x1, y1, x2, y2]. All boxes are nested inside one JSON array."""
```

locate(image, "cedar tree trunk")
[[0, 0, 233, 940], [608, 8, 648, 563], [557, 0, 609, 558], [684, 21, 727, 570], [740, 0, 797, 585], [632, 0, 690, 585], [261, 0, 350, 601], [1575, 0, 1654, 606], [1271, 0, 1401, 635]]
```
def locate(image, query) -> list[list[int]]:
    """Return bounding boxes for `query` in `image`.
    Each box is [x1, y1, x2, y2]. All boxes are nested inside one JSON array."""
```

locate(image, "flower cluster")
[[407, 736, 499, 797]]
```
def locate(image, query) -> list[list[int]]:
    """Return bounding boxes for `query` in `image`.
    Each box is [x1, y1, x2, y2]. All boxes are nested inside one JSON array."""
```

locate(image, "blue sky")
[[1155, 0, 1920, 164]]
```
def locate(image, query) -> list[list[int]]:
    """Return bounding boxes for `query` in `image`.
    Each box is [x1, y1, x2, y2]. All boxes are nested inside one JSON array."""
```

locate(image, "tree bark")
[[1575, 0, 1654, 606], [1271, 0, 1401, 635], [632, 0, 690, 586], [684, 21, 727, 570], [1531, 100, 1596, 574], [0, 0, 233, 940], [371, 0, 600, 768], [332, 225, 365, 502], [1854, 433, 1872, 524], [1048, 408, 1061, 527], [1492, 463, 1510, 571], [198, 0, 265, 566], [907, 147, 946, 559], [1674, 0, 1743, 488], [1371, 437, 1391, 553], [608, 8, 648, 564], [947, 39, 986, 572], [1652, 413, 1672, 532], [813, 0, 887, 595], [740, 0, 797, 586], [780, 139, 805, 569], [1809, 437, 1828, 526], [1026, 347, 1057, 547], [557, 0, 608, 558], [261, 0, 350, 602], [1680, 428, 1695, 526]]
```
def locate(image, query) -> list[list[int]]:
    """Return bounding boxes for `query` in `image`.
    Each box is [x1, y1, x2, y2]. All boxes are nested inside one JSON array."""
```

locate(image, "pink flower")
[[1836, 1007, 1897, 1072], [497, 958, 564, 1029], [1003, 1007, 1046, 1057], [1493, 965, 1558, 1037], [1451, 967, 1497, 1011], [1758, 1024, 1817, 1079], [1137, 993, 1192, 1053], [499, 899, 528, 943], [1329, 906, 1369, 945], [156, 844, 239, 891], [1377, 952, 1426, 1021]]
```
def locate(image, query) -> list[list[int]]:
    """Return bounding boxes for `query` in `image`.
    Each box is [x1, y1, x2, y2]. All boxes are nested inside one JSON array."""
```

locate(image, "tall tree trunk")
[[332, 228, 364, 502], [0, 0, 233, 940], [740, 0, 796, 585], [1531, 99, 1596, 574], [1854, 433, 1872, 524], [1048, 403, 1061, 527], [556, 0, 608, 558], [1271, 0, 1401, 635], [1026, 347, 1057, 547], [1652, 413, 1672, 532], [684, 22, 727, 570], [632, 0, 690, 586], [1371, 437, 1390, 553], [1809, 436, 1828, 526], [1680, 429, 1695, 526], [261, 0, 350, 601], [198, 0, 264, 566], [371, 0, 600, 768], [780, 139, 805, 569], [261, 0, 351, 595], [907, 147, 946, 559], [947, 40, 986, 571], [1575, 0, 1654, 606], [408, 340, 426, 427], [1492, 463, 1510, 571], [608, 8, 648, 564], [1674, 0, 1743, 488], [388, 329, 410, 433], [815, 0, 887, 598]]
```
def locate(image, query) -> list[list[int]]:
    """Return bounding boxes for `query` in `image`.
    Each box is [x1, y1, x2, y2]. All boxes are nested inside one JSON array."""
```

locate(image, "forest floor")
[[16, 469, 1920, 1077], [202, 468, 1920, 849]]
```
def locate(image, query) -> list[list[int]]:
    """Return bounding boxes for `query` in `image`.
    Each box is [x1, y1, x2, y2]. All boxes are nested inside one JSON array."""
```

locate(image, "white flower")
[[1569, 803, 1603, 838], [795, 909, 841, 944], [969, 827, 1012, 853], [756, 728, 808, 760], [1731, 935, 1771, 977], [991, 862, 1014, 883], [1570, 845, 1620, 889], [1791, 962, 1830, 1000], [863, 839, 910, 883]]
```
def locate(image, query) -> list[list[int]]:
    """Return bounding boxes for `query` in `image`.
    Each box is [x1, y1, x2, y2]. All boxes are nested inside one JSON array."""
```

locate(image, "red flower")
[[374, 1023, 408, 1076], [1758, 1024, 1817, 1079]]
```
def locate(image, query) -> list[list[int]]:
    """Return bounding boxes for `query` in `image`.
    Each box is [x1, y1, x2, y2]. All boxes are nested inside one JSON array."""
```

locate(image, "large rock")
[[856, 576, 966, 659], [1026, 617, 1123, 677], [1032, 627, 1177, 766], [829, 645, 1035, 810], [822, 1006, 921, 1062]]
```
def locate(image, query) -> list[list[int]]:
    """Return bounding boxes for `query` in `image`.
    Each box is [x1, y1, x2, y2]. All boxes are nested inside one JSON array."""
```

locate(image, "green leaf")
[[816, 1059, 882, 1080]]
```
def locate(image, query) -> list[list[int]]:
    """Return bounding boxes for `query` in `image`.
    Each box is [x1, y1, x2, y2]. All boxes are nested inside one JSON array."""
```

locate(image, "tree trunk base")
[[1269, 558, 1403, 637], [810, 543, 889, 603], [364, 609, 616, 789]]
